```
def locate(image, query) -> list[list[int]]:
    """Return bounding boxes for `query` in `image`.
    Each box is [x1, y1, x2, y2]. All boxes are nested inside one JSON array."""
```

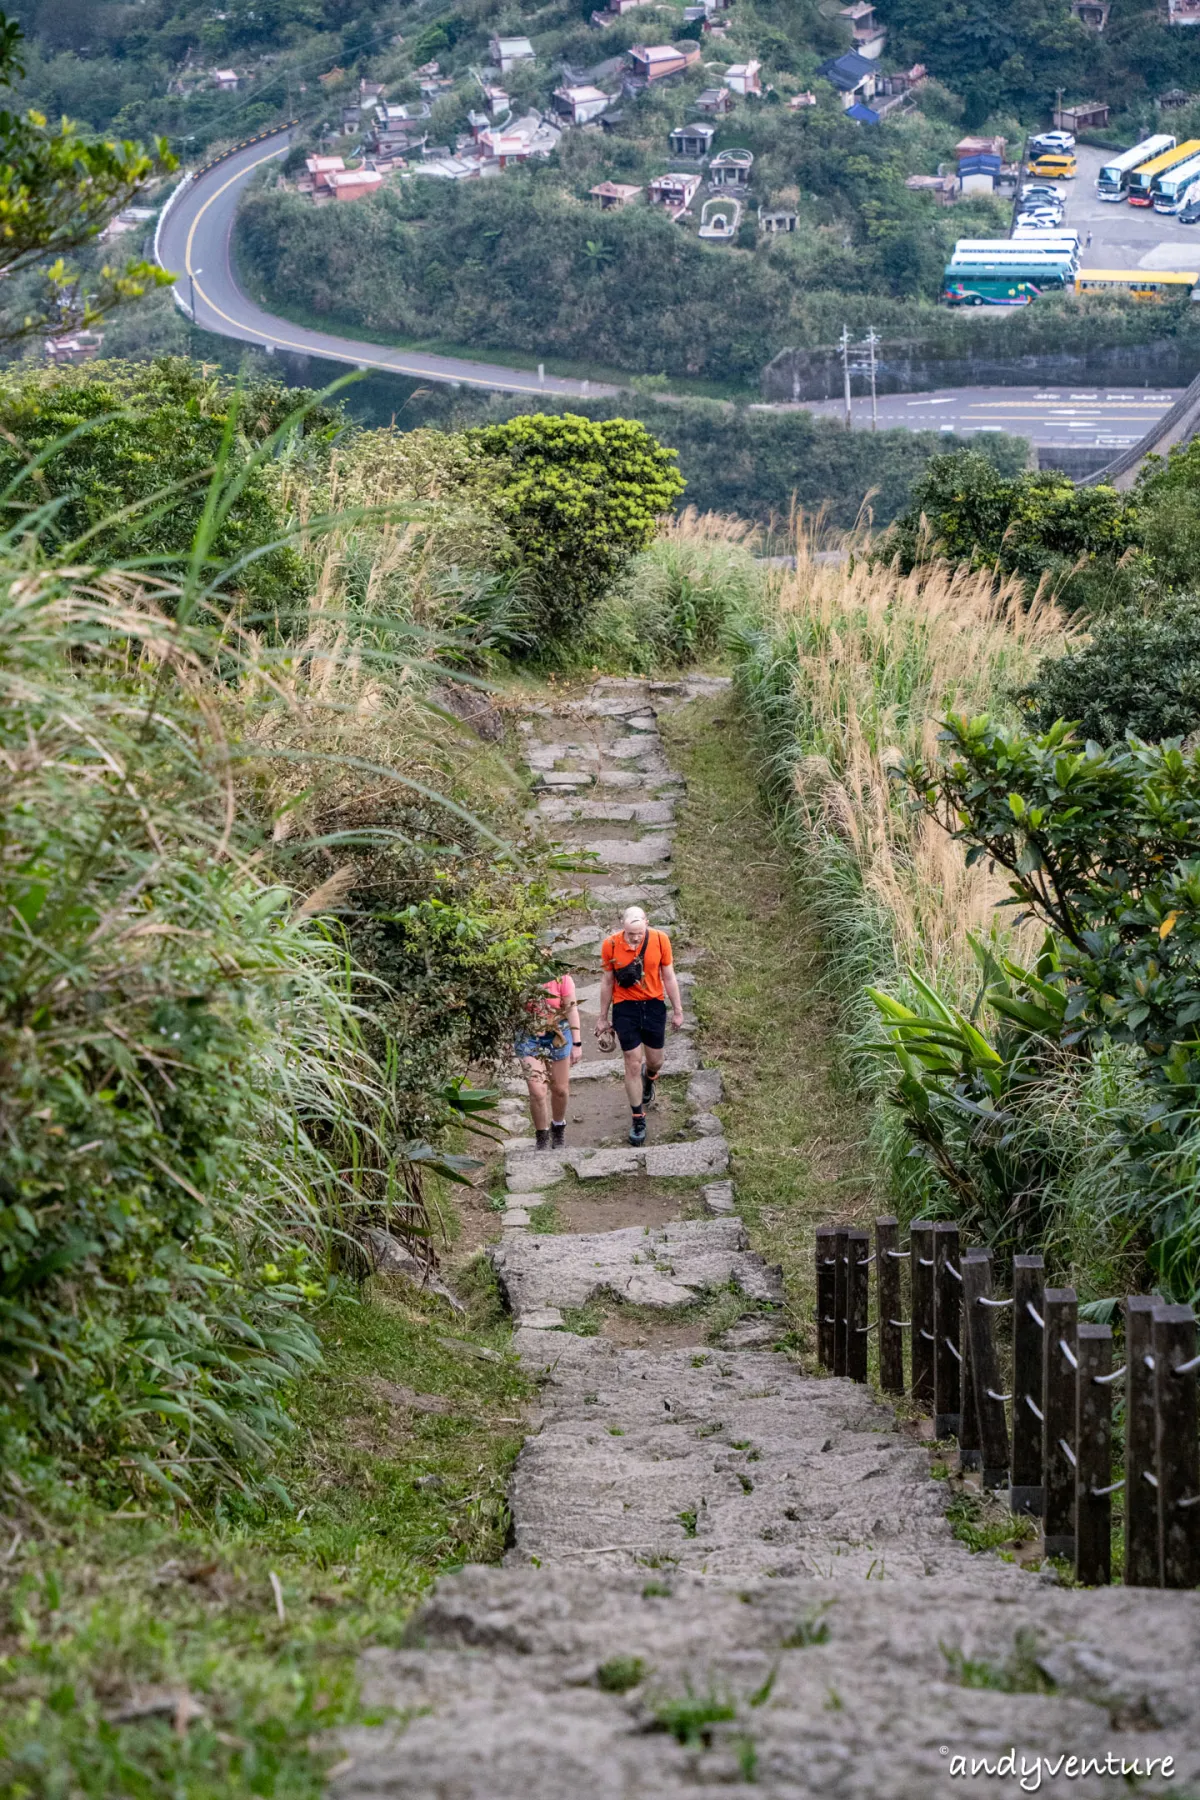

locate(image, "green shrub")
[[465, 413, 686, 651], [0, 359, 338, 618], [886, 451, 1135, 610], [1020, 600, 1200, 744]]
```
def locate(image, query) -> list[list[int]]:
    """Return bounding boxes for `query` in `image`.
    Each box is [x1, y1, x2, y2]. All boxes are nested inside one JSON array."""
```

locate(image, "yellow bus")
[[1027, 151, 1077, 179], [1074, 268, 1198, 301], [1127, 138, 1200, 205]]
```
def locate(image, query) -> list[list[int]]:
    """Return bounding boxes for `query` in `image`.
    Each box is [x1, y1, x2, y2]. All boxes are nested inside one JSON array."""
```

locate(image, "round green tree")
[[466, 413, 686, 651]]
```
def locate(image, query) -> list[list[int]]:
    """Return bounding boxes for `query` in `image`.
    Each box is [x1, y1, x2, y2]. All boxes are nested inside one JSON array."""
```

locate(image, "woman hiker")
[[515, 972, 583, 1150], [596, 905, 685, 1146]]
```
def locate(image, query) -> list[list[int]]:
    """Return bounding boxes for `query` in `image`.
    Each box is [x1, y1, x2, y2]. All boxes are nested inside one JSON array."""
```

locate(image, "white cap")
[[621, 905, 648, 929]]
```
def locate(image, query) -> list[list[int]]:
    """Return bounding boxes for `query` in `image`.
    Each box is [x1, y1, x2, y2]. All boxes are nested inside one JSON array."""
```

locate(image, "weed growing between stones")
[[946, 1489, 1038, 1557], [941, 1629, 1055, 1695], [651, 1685, 738, 1747], [781, 1604, 833, 1648], [596, 1656, 648, 1693]]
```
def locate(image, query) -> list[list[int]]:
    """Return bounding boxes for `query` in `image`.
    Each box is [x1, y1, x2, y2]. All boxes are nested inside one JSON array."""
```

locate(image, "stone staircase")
[[334, 680, 1200, 1799]]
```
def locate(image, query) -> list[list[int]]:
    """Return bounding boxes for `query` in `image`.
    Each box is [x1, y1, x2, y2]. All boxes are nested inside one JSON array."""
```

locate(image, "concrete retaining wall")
[[761, 340, 1197, 403]]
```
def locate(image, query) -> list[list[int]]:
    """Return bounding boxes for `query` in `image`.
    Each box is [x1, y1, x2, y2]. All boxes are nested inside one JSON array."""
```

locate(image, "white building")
[[489, 35, 535, 73]]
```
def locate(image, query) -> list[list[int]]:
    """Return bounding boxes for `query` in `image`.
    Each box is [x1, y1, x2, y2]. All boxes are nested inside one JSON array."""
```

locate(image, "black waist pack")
[[613, 931, 650, 990]]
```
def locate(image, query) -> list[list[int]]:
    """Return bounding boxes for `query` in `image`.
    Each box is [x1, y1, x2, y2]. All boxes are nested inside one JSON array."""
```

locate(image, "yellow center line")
[[183, 148, 579, 398]]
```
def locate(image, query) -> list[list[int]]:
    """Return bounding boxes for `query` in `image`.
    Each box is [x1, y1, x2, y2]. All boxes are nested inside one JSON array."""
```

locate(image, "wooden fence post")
[[959, 1325, 980, 1472], [961, 1249, 1010, 1488], [815, 1226, 836, 1371], [1153, 1304, 1200, 1589], [1124, 1296, 1159, 1587], [875, 1217, 905, 1395], [1042, 1287, 1078, 1561], [1075, 1321, 1113, 1587], [1011, 1255, 1045, 1517], [832, 1226, 849, 1378], [933, 1223, 961, 1438], [910, 1221, 935, 1409], [846, 1229, 870, 1384]]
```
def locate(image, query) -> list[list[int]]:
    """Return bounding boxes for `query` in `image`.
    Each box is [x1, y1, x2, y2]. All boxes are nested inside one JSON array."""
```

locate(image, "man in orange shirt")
[[597, 905, 685, 1146]]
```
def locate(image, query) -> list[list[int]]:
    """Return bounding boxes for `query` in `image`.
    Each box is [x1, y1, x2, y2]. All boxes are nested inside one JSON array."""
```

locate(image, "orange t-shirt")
[[601, 928, 673, 1004]]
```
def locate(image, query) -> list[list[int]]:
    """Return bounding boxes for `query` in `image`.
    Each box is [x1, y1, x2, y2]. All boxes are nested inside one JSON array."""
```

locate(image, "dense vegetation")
[[888, 440, 1200, 620]]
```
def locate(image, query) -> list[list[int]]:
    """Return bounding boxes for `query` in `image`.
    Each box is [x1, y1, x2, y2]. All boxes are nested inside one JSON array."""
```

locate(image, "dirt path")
[[334, 680, 1198, 1799]]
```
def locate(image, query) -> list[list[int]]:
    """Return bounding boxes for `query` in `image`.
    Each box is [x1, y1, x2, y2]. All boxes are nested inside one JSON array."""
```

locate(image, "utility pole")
[[866, 327, 879, 430], [840, 323, 852, 426]]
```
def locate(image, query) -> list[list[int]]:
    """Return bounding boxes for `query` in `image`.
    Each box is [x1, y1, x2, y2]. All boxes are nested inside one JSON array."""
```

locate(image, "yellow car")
[[1027, 153, 1077, 179]]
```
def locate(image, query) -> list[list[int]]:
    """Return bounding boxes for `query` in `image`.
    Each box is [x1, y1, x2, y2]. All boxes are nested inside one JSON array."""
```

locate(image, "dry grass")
[[763, 541, 1071, 996]]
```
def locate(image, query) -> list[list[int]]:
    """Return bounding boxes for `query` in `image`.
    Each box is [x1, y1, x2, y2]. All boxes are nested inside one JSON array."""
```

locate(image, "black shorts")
[[612, 997, 668, 1052]]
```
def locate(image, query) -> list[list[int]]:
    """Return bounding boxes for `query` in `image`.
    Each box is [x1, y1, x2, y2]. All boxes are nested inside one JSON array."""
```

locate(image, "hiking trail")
[[335, 679, 1199, 1799]]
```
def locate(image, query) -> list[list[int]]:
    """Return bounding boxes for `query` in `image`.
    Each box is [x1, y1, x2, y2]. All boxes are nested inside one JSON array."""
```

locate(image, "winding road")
[[156, 126, 1197, 480], [155, 127, 619, 399]]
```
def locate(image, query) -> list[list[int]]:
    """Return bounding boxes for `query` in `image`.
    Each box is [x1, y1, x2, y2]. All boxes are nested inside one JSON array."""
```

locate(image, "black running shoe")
[[535, 1128, 551, 1151], [629, 1113, 647, 1147], [551, 1121, 566, 1149]]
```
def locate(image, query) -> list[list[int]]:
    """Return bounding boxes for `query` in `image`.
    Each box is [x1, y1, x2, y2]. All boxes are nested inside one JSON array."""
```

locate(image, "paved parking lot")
[[1033, 143, 1200, 272]]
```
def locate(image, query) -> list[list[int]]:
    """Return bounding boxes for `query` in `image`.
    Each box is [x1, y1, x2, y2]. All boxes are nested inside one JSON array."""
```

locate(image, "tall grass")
[[737, 538, 1067, 1004], [728, 532, 1148, 1276], [0, 396, 549, 1507]]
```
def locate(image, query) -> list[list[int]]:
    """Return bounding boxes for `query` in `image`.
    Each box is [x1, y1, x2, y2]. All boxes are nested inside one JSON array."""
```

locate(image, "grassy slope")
[[0, 1261, 527, 1798], [660, 691, 880, 1337], [0, 672, 890, 1797]]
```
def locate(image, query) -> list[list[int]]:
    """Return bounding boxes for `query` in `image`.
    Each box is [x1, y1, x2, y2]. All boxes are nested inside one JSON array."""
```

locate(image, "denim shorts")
[[515, 1029, 572, 1062]]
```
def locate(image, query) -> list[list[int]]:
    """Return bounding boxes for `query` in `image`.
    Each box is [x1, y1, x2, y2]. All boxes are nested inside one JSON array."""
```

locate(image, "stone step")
[[333, 1567, 1197, 1799], [490, 1216, 776, 1319]]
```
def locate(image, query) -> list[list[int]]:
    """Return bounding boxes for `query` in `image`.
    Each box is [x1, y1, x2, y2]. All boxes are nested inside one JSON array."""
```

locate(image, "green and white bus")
[[942, 274, 1043, 306], [943, 257, 1071, 304]]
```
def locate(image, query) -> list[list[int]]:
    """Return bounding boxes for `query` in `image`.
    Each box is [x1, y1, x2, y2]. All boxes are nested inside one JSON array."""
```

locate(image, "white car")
[[1020, 184, 1062, 203], [1017, 213, 1065, 230], [1018, 205, 1064, 224], [1029, 130, 1075, 153]]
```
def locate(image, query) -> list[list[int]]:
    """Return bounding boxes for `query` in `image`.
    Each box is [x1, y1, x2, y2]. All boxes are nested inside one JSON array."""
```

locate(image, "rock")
[[571, 1148, 643, 1181], [429, 680, 505, 743], [579, 835, 672, 866], [687, 1069, 724, 1108], [629, 800, 676, 826], [714, 1317, 784, 1351], [413, 1473, 445, 1491], [521, 1308, 565, 1330], [643, 1136, 729, 1178], [437, 1336, 503, 1365], [505, 1153, 572, 1192], [702, 1180, 736, 1216], [490, 1218, 781, 1319], [689, 1110, 723, 1135], [503, 1210, 531, 1230], [365, 1231, 466, 1312], [537, 771, 594, 789], [659, 1036, 699, 1075]]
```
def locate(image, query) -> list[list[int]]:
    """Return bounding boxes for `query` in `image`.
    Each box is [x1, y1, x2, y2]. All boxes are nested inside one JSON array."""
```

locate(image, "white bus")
[[1154, 151, 1200, 212], [1096, 134, 1176, 201], [951, 246, 1079, 271], [955, 237, 1079, 260]]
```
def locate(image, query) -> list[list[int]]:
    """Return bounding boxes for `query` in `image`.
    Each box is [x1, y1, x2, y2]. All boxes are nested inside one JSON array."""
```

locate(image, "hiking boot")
[[642, 1069, 658, 1108], [550, 1121, 566, 1149], [535, 1128, 551, 1151], [628, 1113, 647, 1147]]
